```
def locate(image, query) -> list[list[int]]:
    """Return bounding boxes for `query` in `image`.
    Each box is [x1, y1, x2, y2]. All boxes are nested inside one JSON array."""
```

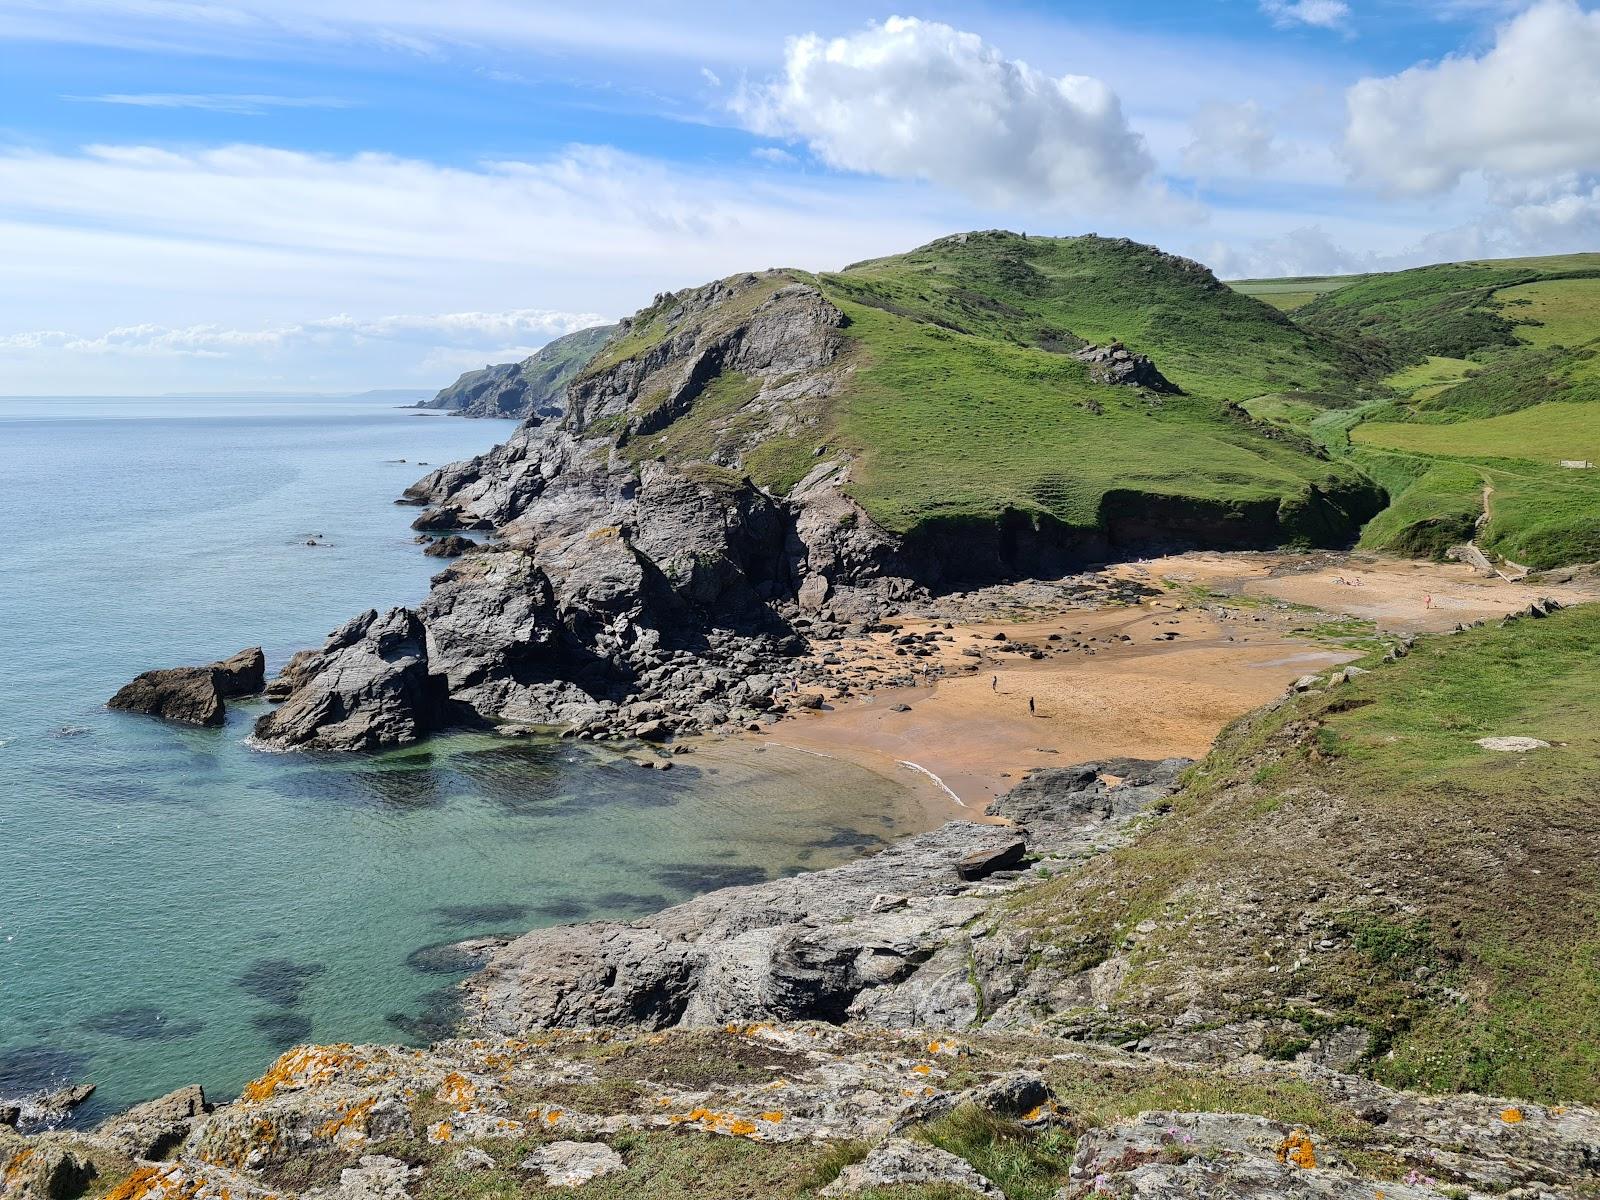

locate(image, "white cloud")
[[0, 309, 603, 360], [0, 140, 961, 391], [1260, 1, 1352, 29], [1344, 0, 1600, 193], [732, 16, 1154, 208], [1182, 101, 1280, 176], [66, 92, 353, 114], [699, 67, 722, 88], [751, 145, 798, 165]]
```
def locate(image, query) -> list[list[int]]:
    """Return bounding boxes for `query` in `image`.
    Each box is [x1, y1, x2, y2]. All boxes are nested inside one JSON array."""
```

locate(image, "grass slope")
[[1242, 254, 1600, 568], [584, 232, 1386, 555], [1013, 605, 1600, 1104]]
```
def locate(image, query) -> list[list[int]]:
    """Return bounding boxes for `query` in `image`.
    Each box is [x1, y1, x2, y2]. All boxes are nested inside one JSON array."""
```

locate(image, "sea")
[[0, 394, 923, 1124]]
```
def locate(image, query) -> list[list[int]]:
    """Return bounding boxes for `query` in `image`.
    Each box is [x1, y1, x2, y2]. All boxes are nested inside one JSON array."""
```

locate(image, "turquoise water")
[[0, 395, 919, 1124]]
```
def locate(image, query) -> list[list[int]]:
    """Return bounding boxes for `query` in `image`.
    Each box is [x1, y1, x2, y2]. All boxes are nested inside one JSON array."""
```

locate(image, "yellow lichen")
[[1275, 1130, 1317, 1169], [436, 1072, 477, 1109], [427, 1121, 454, 1144], [315, 1097, 377, 1142], [758, 1112, 783, 1123], [241, 1045, 358, 1103], [1500, 1108, 1525, 1124], [911, 1064, 932, 1075]]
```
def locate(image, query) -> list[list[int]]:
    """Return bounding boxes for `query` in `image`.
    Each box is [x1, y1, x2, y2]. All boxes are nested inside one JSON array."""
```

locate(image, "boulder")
[[251, 609, 448, 751], [954, 840, 1026, 881], [108, 647, 265, 724], [109, 667, 224, 726], [422, 535, 475, 559], [97, 1084, 208, 1159], [822, 1138, 1000, 1196], [520, 1141, 625, 1187], [211, 647, 266, 697]]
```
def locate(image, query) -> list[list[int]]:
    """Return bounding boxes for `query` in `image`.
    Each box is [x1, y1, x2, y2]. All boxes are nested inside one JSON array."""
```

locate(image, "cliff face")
[[251, 235, 1381, 752], [418, 325, 616, 420]]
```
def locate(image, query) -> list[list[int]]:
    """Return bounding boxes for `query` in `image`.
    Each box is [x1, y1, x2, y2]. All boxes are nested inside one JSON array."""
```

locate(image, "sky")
[[1, 0, 1597, 394]]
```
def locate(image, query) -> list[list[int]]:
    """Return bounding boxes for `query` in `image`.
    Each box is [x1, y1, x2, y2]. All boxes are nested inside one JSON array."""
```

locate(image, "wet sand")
[[759, 551, 1600, 812]]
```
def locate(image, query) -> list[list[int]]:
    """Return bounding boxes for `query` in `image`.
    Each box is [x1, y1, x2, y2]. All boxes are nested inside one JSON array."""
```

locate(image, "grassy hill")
[[1238, 254, 1600, 568], [1010, 603, 1600, 1104], [572, 232, 1387, 560]]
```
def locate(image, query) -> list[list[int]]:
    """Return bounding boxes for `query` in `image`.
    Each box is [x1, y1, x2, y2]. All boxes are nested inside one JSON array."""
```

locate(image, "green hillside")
[[1013, 603, 1600, 1104], [1241, 254, 1600, 568], [578, 232, 1386, 556]]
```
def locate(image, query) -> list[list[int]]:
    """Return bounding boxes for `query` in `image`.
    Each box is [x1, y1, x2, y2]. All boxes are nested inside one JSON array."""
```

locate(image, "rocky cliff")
[[418, 325, 616, 420], [250, 234, 1384, 752]]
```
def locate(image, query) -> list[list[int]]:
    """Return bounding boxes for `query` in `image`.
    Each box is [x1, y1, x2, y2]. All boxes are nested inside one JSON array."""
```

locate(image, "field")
[[1227, 272, 1368, 312], [1352, 401, 1600, 463], [1012, 605, 1600, 1103]]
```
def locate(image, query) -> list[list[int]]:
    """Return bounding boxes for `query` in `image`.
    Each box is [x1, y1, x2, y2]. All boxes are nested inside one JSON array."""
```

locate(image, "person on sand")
[[991, 675, 998, 692], [1029, 696, 1036, 716]]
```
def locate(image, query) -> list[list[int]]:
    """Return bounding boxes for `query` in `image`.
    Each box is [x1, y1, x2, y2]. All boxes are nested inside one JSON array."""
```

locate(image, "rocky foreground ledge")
[[6, 761, 1597, 1199]]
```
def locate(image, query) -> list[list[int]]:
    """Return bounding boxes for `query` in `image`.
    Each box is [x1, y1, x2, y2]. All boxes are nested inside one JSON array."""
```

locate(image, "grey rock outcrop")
[[108, 667, 225, 726], [463, 760, 1185, 1037], [822, 1138, 1000, 1196], [108, 647, 265, 726], [97, 1084, 208, 1159], [251, 610, 447, 751], [1074, 341, 1181, 391]]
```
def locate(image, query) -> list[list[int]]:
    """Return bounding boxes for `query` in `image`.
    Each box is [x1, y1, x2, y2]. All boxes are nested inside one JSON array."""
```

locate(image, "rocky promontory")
[[419, 325, 616, 420]]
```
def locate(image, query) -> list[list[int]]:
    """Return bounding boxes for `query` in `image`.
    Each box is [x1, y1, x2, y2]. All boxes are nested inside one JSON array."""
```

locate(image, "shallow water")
[[0, 395, 922, 1123]]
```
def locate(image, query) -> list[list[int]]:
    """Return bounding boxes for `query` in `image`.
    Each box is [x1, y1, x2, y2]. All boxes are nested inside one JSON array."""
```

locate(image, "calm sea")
[[0, 395, 919, 1123]]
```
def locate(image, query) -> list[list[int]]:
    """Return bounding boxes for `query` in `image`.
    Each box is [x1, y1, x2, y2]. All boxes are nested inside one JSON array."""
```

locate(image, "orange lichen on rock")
[[911, 1064, 932, 1075], [3, 1148, 36, 1191], [758, 1112, 783, 1123], [1276, 1130, 1317, 1169], [436, 1073, 477, 1110], [1500, 1108, 1525, 1124], [315, 1097, 378, 1142], [426, 1121, 453, 1145], [104, 1166, 205, 1200], [544, 1110, 563, 1125], [240, 1045, 359, 1103]]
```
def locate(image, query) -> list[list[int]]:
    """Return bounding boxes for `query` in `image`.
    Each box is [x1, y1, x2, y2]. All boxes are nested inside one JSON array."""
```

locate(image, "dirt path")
[[749, 551, 1600, 814]]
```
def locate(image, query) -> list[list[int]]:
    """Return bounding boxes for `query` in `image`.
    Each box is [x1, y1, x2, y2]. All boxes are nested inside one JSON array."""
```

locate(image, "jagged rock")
[[97, 1084, 207, 1159], [449, 1147, 496, 1172], [34, 1086, 94, 1121], [108, 647, 265, 725], [520, 1141, 624, 1187], [1073, 341, 1180, 392], [986, 758, 1190, 826], [822, 1138, 1000, 1196], [251, 609, 447, 751], [309, 1155, 420, 1200], [0, 1141, 96, 1200], [210, 648, 266, 697], [109, 666, 224, 725], [422, 535, 475, 559], [1072, 1111, 1435, 1199], [0, 1105, 17, 1129], [955, 840, 1026, 881]]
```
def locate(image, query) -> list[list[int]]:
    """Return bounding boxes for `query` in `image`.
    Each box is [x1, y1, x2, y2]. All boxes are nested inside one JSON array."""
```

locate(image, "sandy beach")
[[760, 551, 1600, 812]]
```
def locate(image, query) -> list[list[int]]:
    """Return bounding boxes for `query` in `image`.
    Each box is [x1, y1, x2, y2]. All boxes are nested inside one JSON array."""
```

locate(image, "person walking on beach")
[[1028, 696, 1036, 716], [991, 675, 998, 692]]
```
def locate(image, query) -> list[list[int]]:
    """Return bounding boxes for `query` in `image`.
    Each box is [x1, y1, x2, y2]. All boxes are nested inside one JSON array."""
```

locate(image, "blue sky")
[[1, 0, 1597, 393]]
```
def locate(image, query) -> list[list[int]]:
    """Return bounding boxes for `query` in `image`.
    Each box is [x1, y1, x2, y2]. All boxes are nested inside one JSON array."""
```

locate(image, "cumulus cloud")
[[1182, 101, 1280, 176], [732, 16, 1153, 208], [1260, 1, 1351, 30], [1344, 0, 1600, 193]]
